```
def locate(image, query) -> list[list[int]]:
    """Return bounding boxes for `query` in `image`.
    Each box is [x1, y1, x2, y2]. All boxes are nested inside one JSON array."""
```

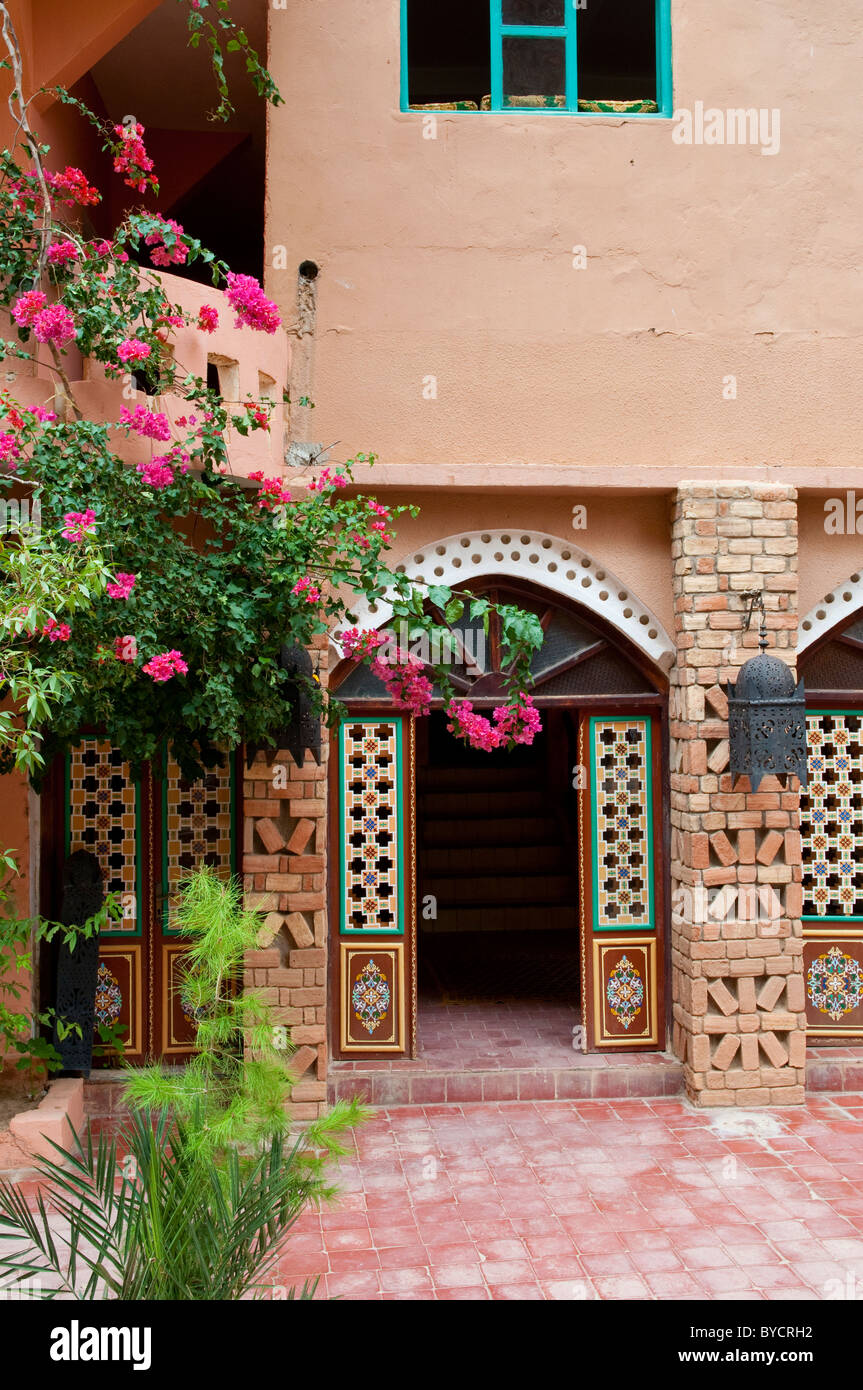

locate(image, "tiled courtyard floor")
[[275, 1093, 863, 1301]]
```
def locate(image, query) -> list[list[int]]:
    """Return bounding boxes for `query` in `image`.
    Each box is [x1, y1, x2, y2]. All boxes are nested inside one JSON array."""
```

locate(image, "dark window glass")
[[502, 36, 566, 103], [577, 0, 656, 102], [406, 0, 491, 107], [502, 0, 565, 24]]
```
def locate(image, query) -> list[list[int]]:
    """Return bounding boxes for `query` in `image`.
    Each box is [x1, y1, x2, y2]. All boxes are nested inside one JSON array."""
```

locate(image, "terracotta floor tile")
[[432, 1264, 486, 1288]]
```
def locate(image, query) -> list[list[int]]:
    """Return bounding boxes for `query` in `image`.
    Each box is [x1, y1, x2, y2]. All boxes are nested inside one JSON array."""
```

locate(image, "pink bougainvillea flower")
[[142, 649, 188, 683], [249, 404, 270, 430], [137, 457, 175, 489], [339, 628, 387, 661], [371, 650, 433, 717], [119, 405, 171, 441], [113, 635, 138, 663], [46, 240, 79, 266], [112, 123, 157, 194], [145, 215, 187, 267], [291, 576, 322, 604], [197, 305, 218, 333], [117, 338, 151, 366], [341, 629, 433, 717], [0, 432, 20, 469], [25, 405, 57, 423], [61, 509, 96, 542], [225, 272, 281, 334], [41, 618, 71, 642], [309, 467, 348, 492], [33, 303, 76, 346], [248, 470, 291, 509], [12, 289, 47, 327], [107, 571, 136, 600], [446, 693, 542, 752], [49, 167, 100, 207]]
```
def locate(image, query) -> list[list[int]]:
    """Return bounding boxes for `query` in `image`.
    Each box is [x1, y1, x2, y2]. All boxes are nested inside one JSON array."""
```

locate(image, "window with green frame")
[[402, 0, 672, 116]]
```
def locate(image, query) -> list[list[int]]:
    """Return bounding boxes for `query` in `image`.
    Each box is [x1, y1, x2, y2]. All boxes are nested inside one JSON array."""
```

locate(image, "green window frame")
[[401, 0, 672, 117]]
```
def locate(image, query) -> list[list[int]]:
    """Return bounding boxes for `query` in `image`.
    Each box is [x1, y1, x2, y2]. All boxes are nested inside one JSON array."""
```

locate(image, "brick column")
[[243, 634, 329, 1121], [670, 483, 806, 1106]]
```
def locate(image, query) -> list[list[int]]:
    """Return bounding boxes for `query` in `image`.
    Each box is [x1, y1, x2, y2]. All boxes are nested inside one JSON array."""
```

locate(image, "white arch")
[[799, 569, 863, 653], [332, 528, 674, 672]]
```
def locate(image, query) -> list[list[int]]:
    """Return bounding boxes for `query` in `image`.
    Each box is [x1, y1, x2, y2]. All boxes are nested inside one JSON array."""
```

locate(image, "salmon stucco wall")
[[379, 491, 675, 641], [266, 0, 863, 486]]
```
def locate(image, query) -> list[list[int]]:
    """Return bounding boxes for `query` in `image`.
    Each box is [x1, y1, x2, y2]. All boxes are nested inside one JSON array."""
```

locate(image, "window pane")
[[406, 0, 491, 108], [502, 36, 565, 105], [577, 0, 656, 104], [502, 0, 565, 24]]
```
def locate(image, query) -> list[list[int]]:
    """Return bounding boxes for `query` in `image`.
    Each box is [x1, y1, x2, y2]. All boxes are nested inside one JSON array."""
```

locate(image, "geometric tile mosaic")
[[801, 713, 863, 919], [340, 720, 402, 933], [591, 717, 652, 929], [67, 739, 138, 932], [164, 751, 233, 902]]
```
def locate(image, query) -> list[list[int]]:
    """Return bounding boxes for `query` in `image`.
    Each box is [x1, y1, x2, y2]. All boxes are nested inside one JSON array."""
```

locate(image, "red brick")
[[288, 1045, 318, 1079], [286, 819, 316, 855], [290, 948, 327, 968], [256, 816, 287, 854], [709, 830, 738, 866], [756, 830, 784, 866]]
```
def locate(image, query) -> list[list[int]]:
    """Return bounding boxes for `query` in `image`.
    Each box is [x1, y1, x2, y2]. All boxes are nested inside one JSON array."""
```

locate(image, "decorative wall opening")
[[330, 578, 668, 1076]]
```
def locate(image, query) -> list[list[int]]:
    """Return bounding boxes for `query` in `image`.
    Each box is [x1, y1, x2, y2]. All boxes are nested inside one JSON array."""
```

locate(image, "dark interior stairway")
[[418, 759, 579, 938]]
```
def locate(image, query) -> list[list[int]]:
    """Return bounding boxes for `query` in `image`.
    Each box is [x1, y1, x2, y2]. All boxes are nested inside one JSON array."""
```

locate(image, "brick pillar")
[[242, 634, 329, 1120], [670, 483, 806, 1106]]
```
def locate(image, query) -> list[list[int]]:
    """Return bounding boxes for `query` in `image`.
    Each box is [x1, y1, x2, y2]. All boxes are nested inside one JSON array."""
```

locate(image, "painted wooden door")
[[800, 709, 863, 1038], [578, 712, 664, 1050], [62, 738, 237, 1063], [332, 714, 416, 1057]]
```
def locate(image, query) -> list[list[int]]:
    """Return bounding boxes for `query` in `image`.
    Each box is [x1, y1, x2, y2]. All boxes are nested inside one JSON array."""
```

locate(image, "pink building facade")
[[4, 1, 863, 1114]]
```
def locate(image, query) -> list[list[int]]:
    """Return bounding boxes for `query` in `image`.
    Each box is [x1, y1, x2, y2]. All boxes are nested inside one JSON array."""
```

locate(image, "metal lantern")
[[245, 642, 322, 770], [725, 595, 807, 792]]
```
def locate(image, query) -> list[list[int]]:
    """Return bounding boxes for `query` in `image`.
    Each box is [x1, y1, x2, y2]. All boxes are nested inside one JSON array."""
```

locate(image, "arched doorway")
[[329, 576, 669, 1070], [798, 611, 863, 1041]]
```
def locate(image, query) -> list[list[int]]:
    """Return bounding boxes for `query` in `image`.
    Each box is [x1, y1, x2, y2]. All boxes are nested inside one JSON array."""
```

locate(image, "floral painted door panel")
[[335, 716, 414, 1055], [800, 712, 863, 1037], [62, 739, 237, 1062], [579, 714, 663, 1050]]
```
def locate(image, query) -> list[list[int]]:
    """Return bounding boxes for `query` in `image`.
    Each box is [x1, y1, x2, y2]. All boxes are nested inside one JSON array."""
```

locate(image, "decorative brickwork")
[[243, 634, 329, 1120], [670, 483, 807, 1106]]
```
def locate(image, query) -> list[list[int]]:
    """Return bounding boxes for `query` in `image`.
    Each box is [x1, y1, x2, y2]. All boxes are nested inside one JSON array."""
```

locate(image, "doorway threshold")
[[330, 997, 681, 1105]]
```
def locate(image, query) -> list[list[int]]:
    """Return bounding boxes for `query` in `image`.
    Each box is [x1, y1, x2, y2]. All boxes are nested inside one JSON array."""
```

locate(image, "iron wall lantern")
[[725, 593, 807, 792], [245, 642, 322, 770]]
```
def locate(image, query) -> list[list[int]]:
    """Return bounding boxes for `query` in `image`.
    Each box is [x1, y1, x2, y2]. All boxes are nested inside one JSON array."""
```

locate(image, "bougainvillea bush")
[[0, 37, 544, 784]]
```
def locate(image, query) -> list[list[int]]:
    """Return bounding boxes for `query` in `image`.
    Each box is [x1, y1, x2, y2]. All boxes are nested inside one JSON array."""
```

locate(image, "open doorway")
[[415, 708, 581, 1065]]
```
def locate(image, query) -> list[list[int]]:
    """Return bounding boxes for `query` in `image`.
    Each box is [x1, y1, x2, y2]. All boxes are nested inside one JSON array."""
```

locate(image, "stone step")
[[419, 788, 547, 818], [422, 815, 561, 846], [806, 1047, 863, 1092], [422, 844, 567, 876], [328, 1057, 683, 1106]]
